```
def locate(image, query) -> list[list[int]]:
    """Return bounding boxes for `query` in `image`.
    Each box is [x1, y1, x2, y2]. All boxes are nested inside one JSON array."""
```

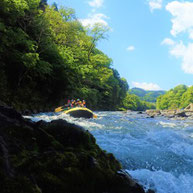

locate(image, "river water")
[[25, 111, 193, 193]]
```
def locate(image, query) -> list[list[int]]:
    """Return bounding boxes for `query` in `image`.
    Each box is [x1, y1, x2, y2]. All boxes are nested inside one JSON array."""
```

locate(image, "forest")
[[0, 0, 155, 112], [156, 84, 193, 110], [129, 88, 165, 103]]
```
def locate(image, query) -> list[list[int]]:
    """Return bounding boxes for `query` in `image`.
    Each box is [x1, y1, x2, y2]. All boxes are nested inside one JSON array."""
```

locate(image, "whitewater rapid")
[[25, 111, 193, 193]]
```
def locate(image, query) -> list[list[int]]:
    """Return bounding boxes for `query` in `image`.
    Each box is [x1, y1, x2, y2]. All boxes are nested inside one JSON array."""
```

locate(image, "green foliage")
[[0, 0, 129, 111], [156, 84, 192, 110], [180, 86, 193, 108], [129, 87, 166, 103], [122, 93, 156, 111]]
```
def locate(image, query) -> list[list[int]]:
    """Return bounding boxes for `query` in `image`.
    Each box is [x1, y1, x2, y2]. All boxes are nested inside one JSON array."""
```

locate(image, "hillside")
[[129, 88, 166, 103], [156, 84, 193, 110], [0, 0, 128, 112]]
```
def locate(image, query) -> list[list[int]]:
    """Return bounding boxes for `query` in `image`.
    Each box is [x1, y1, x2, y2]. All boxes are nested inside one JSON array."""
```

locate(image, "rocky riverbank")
[[146, 109, 193, 119], [0, 103, 151, 193]]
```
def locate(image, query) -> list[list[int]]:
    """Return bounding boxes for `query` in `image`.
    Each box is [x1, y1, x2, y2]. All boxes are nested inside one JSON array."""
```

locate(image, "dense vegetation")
[[0, 0, 156, 112], [129, 88, 165, 103], [122, 93, 156, 111], [156, 84, 193, 110], [0, 0, 130, 111]]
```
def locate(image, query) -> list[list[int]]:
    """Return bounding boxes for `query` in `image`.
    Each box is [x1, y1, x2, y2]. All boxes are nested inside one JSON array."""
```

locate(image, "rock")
[[160, 110, 176, 118], [114, 170, 146, 193], [185, 112, 193, 117], [0, 104, 147, 193], [147, 190, 155, 193], [146, 115, 154, 118], [175, 111, 187, 117], [22, 109, 31, 115], [146, 110, 161, 117], [0, 100, 7, 107]]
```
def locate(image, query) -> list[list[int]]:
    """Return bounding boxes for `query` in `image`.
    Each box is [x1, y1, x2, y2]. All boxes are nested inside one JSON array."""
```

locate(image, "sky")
[[48, 0, 193, 91]]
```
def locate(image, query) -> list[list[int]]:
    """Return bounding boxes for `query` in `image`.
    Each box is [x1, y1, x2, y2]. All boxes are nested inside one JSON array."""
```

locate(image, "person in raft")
[[82, 100, 86, 107], [78, 99, 86, 107], [70, 99, 75, 108], [75, 99, 82, 107], [66, 99, 71, 109], [64, 99, 86, 109]]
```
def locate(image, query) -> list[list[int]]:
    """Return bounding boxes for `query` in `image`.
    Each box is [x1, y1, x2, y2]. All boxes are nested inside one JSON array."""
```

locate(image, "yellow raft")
[[55, 107, 97, 119]]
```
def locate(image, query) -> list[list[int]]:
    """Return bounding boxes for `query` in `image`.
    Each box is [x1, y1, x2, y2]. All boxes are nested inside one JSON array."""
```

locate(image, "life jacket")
[[82, 101, 86, 107]]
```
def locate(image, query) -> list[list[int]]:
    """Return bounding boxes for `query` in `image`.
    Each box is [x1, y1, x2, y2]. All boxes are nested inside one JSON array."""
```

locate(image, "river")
[[25, 111, 193, 193]]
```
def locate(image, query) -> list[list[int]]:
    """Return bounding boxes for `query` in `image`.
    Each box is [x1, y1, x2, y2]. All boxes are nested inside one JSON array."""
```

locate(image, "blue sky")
[[48, 0, 193, 91]]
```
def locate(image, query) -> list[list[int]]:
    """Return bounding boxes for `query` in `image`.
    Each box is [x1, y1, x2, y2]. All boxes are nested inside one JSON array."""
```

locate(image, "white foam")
[[189, 133, 193, 138], [25, 111, 193, 193], [168, 141, 193, 159], [24, 112, 104, 130], [126, 169, 193, 193], [158, 121, 177, 128]]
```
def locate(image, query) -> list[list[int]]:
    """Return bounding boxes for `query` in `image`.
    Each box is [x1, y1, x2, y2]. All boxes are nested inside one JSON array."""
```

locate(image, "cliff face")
[[0, 104, 146, 193]]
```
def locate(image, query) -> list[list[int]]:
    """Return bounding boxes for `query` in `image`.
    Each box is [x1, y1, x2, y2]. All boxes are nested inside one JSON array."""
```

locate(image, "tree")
[[39, 0, 47, 10], [86, 23, 109, 61], [0, 0, 130, 111], [156, 85, 188, 110]]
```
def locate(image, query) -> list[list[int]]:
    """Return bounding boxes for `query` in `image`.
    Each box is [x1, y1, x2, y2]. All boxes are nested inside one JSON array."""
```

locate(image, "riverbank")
[[0, 103, 151, 193], [146, 109, 193, 119]]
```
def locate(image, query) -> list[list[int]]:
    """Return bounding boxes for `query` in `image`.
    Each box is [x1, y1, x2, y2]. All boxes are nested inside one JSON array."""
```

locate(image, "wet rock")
[[147, 190, 155, 193], [113, 170, 145, 193], [146, 110, 161, 117], [146, 115, 154, 118], [161, 110, 176, 118], [175, 111, 187, 117], [22, 109, 31, 115]]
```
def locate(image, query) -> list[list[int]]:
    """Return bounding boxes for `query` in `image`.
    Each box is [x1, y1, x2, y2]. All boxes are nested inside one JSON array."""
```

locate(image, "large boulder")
[[146, 110, 161, 117], [175, 110, 187, 118], [0, 103, 149, 193], [160, 110, 176, 118]]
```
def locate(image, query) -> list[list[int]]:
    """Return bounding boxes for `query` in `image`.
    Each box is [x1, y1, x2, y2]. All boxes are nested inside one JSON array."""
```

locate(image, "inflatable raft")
[[64, 107, 97, 118], [55, 106, 97, 119]]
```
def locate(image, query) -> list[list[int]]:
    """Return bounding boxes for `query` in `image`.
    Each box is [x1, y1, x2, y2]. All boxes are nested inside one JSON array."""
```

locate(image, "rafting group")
[[55, 99, 97, 119], [65, 99, 86, 109]]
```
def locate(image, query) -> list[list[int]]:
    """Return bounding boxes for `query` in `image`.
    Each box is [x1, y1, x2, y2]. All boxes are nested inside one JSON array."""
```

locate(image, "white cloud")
[[79, 13, 109, 27], [166, 1, 193, 38], [88, 0, 104, 8], [161, 38, 175, 46], [132, 82, 161, 90], [169, 42, 193, 74], [162, 39, 193, 74], [169, 41, 186, 58], [149, 0, 163, 12], [127, 46, 135, 51], [163, 1, 193, 74]]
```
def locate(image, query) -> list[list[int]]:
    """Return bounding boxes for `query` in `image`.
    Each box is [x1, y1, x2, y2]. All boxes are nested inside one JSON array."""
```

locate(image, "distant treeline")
[[0, 0, 155, 112], [156, 85, 193, 110], [129, 88, 166, 103], [122, 93, 156, 111]]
